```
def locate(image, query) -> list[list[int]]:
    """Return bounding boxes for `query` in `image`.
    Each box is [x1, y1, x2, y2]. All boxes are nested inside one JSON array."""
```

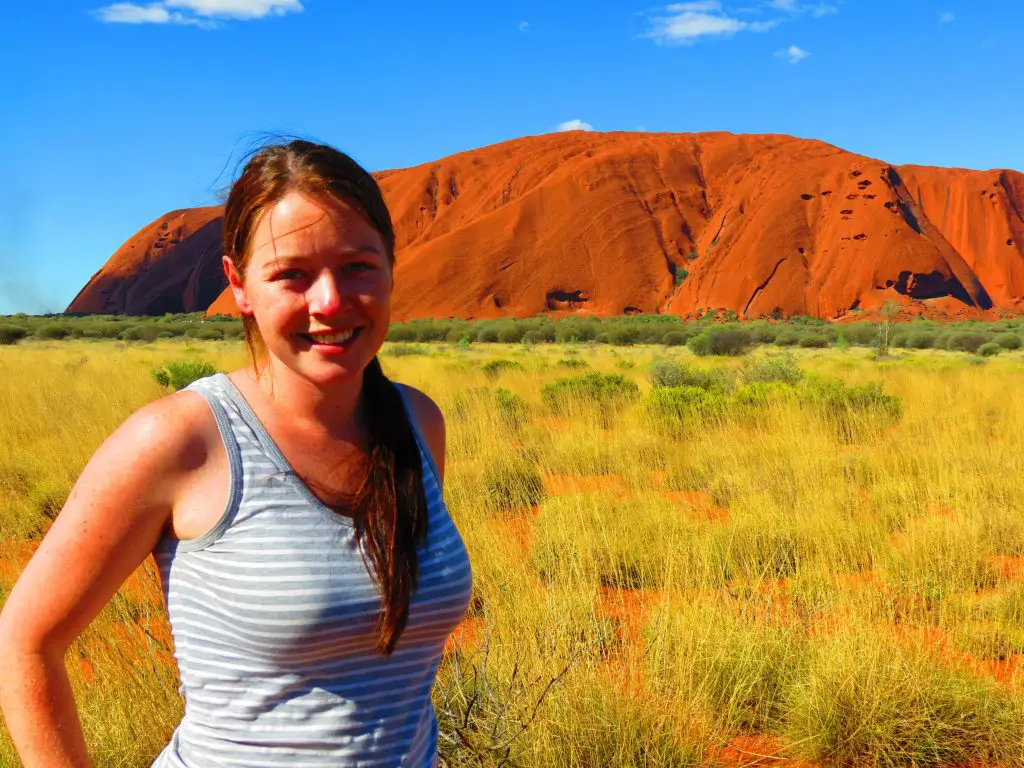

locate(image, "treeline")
[[1, 312, 1024, 354], [385, 315, 1024, 355], [0, 313, 244, 344]]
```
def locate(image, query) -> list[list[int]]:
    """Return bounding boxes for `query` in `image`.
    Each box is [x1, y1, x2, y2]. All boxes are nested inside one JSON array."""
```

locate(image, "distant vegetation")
[[4, 312, 1024, 357]]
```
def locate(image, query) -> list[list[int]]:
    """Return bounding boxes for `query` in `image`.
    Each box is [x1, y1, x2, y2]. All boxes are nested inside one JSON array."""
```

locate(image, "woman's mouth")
[[300, 327, 363, 351]]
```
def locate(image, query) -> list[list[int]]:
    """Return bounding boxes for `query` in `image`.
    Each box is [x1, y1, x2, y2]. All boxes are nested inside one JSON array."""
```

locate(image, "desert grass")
[[1, 338, 1024, 766]]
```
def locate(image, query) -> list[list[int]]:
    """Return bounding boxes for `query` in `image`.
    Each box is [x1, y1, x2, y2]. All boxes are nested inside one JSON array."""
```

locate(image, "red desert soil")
[[68, 131, 1024, 321]]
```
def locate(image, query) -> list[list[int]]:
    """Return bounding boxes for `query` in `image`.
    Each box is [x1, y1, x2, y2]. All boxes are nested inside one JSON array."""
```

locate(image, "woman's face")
[[227, 190, 393, 388]]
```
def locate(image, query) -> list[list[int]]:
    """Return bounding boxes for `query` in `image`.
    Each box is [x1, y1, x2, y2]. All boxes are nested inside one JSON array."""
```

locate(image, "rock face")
[[69, 132, 1024, 320], [68, 206, 226, 315]]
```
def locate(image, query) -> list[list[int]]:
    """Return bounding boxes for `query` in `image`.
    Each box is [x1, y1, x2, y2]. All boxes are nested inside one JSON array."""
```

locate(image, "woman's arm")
[[0, 393, 210, 767]]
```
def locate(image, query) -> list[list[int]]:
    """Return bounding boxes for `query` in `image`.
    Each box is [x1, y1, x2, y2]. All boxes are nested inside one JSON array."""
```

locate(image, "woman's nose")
[[308, 270, 344, 316]]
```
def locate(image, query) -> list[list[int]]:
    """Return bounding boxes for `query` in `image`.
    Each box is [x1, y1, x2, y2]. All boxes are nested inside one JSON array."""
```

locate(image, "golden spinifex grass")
[[2, 339, 1024, 766]]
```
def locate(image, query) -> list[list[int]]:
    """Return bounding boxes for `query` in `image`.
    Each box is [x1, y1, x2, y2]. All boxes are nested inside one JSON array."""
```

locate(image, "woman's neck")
[[249, 360, 364, 440]]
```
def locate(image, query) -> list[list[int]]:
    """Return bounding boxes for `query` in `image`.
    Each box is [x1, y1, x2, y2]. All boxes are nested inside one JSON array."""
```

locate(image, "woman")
[[0, 140, 473, 766]]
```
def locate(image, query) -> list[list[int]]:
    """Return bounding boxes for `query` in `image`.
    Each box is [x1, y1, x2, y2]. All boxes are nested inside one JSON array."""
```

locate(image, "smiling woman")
[[0, 140, 473, 767]]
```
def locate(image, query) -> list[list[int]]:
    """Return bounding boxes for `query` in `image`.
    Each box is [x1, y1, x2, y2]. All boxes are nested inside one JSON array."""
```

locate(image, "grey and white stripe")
[[151, 374, 472, 767]]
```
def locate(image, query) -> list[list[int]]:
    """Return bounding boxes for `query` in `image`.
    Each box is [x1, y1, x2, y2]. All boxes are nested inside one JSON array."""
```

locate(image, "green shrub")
[[482, 456, 545, 514], [734, 381, 798, 410], [480, 358, 523, 378], [556, 358, 589, 369], [615, 359, 636, 369], [152, 360, 218, 391], [908, 331, 936, 349], [602, 326, 639, 346], [995, 332, 1022, 350], [661, 330, 689, 346], [801, 378, 903, 442], [35, 323, 70, 340], [648, 359, 727, 391], [385, 343, 429, 357], [542, 373, 640, 420], [978, 342, 1002, 357], [797, 334, 828, 349], [193, 326, 224, 341], [496, 325, 525, 344], [492, 388, 530, 430], [842, 323, 881, 345], [687, 326, 752, 357], [773, 330, 800, 347], [946, 332, 989, 354], [646, 386, 730, 433], [474, 326, 500, 343], [0, 324, 28, 345], [386, 325, 418, 342], [750, 325, 778, 344], [121, 324, 161, 342], [741, 353, 803, 386]]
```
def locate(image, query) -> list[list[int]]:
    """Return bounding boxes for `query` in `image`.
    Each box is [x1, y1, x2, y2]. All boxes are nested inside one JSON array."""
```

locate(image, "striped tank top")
[[151, 373, 473, 767]]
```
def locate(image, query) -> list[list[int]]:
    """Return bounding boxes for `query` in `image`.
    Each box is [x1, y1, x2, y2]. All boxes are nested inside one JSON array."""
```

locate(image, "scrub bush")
[[151, 360, 218, 391], [687, 326, 752, 357]]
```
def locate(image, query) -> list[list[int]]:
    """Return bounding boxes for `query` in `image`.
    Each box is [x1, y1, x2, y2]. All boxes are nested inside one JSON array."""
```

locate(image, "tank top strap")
[[394, 383, 443, 491], [181, 374, 245, 479]]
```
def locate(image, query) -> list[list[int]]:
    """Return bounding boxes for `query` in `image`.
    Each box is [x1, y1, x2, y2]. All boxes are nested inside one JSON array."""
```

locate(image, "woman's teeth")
[[309, 329, 356, 345]]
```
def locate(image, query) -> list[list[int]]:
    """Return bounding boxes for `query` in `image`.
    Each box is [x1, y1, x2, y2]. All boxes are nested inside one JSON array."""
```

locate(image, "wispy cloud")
[[556, 119, 595, 132], [775, 44, 810, 63], [939, 11, 956, 23], [94, 0, 301, 25], [644, 1, 778, 45], [769, 1, 838, 17], [519, 20, 529, 32]]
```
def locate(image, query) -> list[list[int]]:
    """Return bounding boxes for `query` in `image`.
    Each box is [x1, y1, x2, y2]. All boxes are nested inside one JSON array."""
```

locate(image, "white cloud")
[[95, 2, 173, 23], [645, 2, 779, 44], [94, 0, 301, 24], [939, 11, 955, 22], [519, 20, 529, 32], [771, 1, 839, 17], [775, 44, 810, 63], [556, 119, 595, 132], [165, 0, 301, 17]]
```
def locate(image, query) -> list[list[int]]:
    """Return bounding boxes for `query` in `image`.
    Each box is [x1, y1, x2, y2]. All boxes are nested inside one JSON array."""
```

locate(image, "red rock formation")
[[69, 132, 1024, 320], [68, 207, 225, 315]]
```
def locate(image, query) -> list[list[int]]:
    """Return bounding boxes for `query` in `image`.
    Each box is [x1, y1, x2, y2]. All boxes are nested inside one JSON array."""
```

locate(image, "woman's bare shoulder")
[[395, 384, 445, 479], [115, 388, 221, 470]]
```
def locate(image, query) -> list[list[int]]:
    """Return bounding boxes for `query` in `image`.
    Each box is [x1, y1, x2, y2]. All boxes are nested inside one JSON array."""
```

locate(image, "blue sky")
[[2, 0, 1022, 314]]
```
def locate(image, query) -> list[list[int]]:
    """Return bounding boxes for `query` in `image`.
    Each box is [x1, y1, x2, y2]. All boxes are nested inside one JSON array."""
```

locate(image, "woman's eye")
[[275, 269, 305, 280], [345, 262, 375, 273]]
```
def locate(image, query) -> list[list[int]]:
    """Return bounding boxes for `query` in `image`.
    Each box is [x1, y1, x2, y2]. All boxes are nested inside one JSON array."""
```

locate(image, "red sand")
[[66, 131, 1024, 321]]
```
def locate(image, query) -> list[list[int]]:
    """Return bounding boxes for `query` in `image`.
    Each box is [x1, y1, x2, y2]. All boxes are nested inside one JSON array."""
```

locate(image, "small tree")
[[878, 301, 899, 357]]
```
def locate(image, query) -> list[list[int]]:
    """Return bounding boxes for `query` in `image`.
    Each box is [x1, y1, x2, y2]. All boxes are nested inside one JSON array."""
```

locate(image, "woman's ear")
[[222, 256, 253, 315]]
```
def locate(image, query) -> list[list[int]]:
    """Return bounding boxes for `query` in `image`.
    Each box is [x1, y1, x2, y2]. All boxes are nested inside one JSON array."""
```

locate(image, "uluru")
[[68, 131, 1024, 321]]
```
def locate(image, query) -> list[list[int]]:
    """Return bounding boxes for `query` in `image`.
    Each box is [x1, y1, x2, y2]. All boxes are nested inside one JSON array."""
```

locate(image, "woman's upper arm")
[[0, 393, 208, 654], [400, 385, 445, 485]]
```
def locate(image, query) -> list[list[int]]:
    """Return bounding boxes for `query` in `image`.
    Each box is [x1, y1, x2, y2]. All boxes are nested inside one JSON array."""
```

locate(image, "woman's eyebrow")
[[263, 246, 383, 269]]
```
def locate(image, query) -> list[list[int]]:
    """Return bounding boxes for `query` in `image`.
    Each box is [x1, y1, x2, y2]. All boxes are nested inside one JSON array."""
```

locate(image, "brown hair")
[[223, 140, 427, 655]]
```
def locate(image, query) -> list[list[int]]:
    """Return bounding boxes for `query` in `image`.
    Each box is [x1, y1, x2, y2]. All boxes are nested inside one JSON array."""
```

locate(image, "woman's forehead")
[[249, 191, 383, 261]]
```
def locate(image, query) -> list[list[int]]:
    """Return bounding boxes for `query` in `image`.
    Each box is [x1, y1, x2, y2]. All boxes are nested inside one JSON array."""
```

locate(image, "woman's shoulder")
[[395, 384, 444, 429], [109, 386, 223, 477], [394, 384, 445, 477]]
